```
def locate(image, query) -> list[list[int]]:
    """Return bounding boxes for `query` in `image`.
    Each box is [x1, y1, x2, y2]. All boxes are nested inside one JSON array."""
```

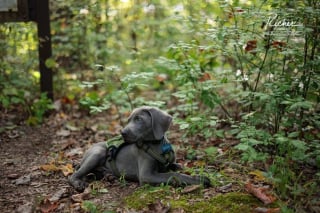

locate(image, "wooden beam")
[[35, 0, 53, 100]]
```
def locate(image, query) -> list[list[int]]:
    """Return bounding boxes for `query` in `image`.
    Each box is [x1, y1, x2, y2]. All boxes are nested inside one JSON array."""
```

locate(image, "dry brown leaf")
[[71, 188, 92, 203], [60, 163, 74, 176], [40, 164, 60, 172], [49, 188, 69, 202], [155, 74, 168, 83], [182, 185, 201, 194], [244, 40, 257, 53], [65, 147, 83, 157], [40, 199, 59, 213], [198, 72, 211, 82], [217, 183, 233, 193], [146, 199, 170, 213], [56, 129, 71, 137], [245, 182, 276, 205]]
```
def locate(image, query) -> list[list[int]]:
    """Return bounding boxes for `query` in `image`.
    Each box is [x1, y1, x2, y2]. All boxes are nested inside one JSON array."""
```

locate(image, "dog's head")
[[121, 106, 172, 143]]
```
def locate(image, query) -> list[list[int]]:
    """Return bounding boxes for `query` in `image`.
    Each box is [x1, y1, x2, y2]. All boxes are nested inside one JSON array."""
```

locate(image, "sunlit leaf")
[[40, 163, 60, 172]]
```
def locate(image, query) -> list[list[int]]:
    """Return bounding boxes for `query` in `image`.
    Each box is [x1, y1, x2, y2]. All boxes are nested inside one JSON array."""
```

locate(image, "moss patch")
[[124, 186, 266, 213]]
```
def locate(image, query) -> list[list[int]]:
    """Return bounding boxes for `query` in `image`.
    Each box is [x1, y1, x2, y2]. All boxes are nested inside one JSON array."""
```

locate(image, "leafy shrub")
[[79, 65, 154, 116], [156, 0, 319, 207]]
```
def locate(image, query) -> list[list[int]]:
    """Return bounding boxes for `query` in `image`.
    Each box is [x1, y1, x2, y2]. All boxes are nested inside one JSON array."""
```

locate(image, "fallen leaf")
[[7, 130, 20, 138], [39, 199, 59, 213], [16, 202, 33, 213], [90, 124, 98, 132], [65, 147, 83, 158], [49, 188, 69, 202], [65, 123, 79, 131], [40, 163, 60, 172], [71, 188, 92, 203], [245, 182, 276, 205], [61, 96, 75, 104], [60, 163, 74, 176], [15, 175, 31, 185], [60, 138, 76, 150], [155, 74, 168, 83], [217, 183, 233, 193], [53, 99, 62, 111], [198, 72, 211, 82], [194, 160, 206, 167], [7, 173, 19, 179], [146, 199, 170, 213], [98, 188, 109, 193], [249, 170, 266, 181], [56, 129, 71, 137], [271, 41, 286, 51], [244, 40, 257, 53], [182, 185, 201, 194]]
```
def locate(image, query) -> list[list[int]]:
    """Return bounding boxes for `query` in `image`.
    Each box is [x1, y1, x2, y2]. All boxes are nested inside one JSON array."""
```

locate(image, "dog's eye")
[[134, 116, 142, 122]]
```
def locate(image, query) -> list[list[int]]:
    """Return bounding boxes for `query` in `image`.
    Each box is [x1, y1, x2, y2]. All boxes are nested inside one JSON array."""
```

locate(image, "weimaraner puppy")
[[68, 106, 211, 192]]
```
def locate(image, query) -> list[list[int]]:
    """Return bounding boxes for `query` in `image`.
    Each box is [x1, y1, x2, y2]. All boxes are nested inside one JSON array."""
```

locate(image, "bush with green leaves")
[[79, 65, 156, 117], [156, 0, 319, 208], [1, 0, 319, 210]]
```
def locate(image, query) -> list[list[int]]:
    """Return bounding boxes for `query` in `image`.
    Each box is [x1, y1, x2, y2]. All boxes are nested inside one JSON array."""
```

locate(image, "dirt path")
[[0, 112, 138, 212]]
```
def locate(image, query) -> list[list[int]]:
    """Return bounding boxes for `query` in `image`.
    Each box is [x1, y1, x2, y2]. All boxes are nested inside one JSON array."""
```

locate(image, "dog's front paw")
[[168, 163, 183, 171], [68, 176, 88, 192]]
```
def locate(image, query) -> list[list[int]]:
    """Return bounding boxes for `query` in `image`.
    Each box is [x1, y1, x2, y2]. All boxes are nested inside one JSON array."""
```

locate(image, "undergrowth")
[[1, 0, 319, 212]]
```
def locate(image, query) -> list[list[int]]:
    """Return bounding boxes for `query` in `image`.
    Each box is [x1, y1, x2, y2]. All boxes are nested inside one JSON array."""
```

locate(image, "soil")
[[0, 110, 142, 213]]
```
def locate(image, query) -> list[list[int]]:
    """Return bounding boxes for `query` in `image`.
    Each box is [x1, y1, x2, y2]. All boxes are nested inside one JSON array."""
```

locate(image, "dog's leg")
[[138, 159, 211, 187], [69, 142, 107, 192], [140, 172, 211, 187]]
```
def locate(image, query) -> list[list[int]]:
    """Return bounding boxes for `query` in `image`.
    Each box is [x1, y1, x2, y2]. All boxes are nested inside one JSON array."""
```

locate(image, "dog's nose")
[[120, 129, 127, 138]]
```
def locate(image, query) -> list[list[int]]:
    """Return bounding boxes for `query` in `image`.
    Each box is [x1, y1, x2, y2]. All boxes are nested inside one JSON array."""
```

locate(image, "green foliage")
[[82, 201, 99, 213], [79, 65, 154, 115], [175, 115, 221, 138], [1, 0, 319, 211], [26, 93, 54, 125]]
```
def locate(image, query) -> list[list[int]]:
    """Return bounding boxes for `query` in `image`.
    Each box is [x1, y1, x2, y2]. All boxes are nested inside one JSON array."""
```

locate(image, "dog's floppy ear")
[[147, 107, 172, 140]]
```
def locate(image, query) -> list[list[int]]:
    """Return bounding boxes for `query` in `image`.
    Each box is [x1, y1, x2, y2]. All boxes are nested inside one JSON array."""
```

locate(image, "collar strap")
[[140, 137, 165, 144], [107, 136, 174, 177], [136, 137, 174, 167]]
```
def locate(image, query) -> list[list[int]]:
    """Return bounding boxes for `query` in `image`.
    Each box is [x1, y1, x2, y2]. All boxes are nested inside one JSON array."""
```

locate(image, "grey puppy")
[[68, 106, 211, 192]]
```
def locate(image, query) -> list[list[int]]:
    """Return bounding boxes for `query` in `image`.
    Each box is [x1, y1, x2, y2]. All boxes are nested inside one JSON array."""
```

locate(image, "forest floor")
[[0, 106, 282, 212]]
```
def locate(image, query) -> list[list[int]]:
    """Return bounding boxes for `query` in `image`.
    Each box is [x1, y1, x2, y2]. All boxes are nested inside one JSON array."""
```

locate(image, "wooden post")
[[35, 0, 53, 100]]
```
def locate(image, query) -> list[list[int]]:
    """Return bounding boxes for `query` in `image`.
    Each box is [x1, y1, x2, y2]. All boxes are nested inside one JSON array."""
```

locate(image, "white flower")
[[173, 4, 184, 13], [243, 74, 249, 81], [80, 8, 89, 15], [143, 4, 155, 13], [267, 73, 274, 79], [299, 82, 304, 89], [236, 69, 242, 76]]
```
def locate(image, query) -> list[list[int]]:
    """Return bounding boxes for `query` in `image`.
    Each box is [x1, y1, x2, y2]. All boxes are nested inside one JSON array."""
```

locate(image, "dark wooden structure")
[[0, 0, 53, 100]]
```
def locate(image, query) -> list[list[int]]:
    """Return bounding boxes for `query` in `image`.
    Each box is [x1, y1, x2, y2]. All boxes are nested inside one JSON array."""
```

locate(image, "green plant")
[[119, 172, 127, 187], [82, 201, 99, 213], [155, 0, 319, 210], [79, 65, 154, 117], [26, 93, 54, 125]]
